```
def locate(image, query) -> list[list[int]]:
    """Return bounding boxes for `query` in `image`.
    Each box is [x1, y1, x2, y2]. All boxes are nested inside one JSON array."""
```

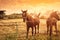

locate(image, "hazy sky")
[[0, 0, 60, 15]]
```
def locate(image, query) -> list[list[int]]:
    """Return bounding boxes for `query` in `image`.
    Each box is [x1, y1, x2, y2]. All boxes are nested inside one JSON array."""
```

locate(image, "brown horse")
[[21, 10, 40, 38], [46, 11, 60, 36]]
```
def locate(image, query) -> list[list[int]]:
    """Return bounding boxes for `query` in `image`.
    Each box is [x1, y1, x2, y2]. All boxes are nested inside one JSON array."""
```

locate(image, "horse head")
[[21, 10, 27, 22], [50, 11, 60, 20]]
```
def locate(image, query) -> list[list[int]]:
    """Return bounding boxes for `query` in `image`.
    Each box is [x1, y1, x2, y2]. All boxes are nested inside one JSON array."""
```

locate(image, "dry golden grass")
[[0, 19, 60, 40]]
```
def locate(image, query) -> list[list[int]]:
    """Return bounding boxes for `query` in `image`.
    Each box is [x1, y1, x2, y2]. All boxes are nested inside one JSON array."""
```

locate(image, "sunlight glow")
[[0, 1, 60, 15]]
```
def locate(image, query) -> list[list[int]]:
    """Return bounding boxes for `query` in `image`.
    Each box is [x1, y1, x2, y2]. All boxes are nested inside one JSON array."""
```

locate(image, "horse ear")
[[39, 13, 40, 15], [38, 13, 40, 16], [26, 10, 27, 12], [21, 10, 23, 12]]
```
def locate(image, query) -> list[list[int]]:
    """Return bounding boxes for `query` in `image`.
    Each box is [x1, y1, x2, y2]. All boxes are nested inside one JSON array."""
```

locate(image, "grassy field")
[[0, 19, 60, 40]]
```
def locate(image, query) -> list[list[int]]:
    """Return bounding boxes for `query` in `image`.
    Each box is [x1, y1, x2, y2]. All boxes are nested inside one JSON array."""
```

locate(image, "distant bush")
[[3, 14, 22, 19]]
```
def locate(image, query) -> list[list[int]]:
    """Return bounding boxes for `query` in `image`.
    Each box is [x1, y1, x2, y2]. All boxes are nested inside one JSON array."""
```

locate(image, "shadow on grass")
[[0, 30, 60, 40], [19, 30, 60, 40]]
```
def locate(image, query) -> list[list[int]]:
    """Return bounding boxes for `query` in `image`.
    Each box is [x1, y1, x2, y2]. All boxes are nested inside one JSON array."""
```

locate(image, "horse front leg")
[[23, 18, 25, 22], [32, 27, 34, 36], [37, 24, 39, 33], [50, 25, 52, 36], [35, 26, 36, 34], [55, 23, 57, 35], [26, 27, 30, 38]]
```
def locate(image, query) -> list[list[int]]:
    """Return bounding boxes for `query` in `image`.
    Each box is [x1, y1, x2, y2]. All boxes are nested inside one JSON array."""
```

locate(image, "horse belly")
[[26, 22, 34, 27]]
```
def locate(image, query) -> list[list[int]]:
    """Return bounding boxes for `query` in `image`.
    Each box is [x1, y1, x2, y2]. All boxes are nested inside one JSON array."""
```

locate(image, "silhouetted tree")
[[0, 10, 5, 19]]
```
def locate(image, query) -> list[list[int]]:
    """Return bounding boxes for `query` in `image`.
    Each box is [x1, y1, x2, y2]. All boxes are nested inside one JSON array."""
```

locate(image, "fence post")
[[15, 22, 18, 40]]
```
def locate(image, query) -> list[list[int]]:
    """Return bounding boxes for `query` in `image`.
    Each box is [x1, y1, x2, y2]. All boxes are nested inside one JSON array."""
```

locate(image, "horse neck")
[[50, 12, 60, 20], [26, 15, 34, 22], [54, 15, 60, 21]]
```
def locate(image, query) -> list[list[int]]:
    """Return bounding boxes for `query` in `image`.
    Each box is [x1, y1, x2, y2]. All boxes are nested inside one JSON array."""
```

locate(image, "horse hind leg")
[[35, 26, 36, 34], [47, 24, 50, 35]]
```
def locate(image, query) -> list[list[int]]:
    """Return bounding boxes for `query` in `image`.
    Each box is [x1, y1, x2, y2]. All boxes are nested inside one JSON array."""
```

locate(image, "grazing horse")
[[21, 10, 40, 38], [46, 11, 60, 36]]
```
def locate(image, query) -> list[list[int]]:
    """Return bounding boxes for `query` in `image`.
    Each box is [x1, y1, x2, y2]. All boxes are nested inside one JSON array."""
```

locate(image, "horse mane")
[[50, 11, 59, 20]]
